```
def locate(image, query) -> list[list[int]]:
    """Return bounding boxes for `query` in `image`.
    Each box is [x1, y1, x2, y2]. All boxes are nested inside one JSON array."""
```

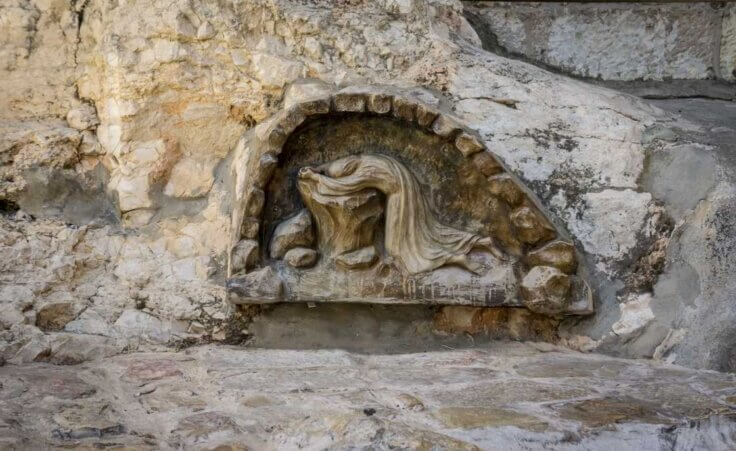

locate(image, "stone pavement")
[[1, 342, 735, 450]]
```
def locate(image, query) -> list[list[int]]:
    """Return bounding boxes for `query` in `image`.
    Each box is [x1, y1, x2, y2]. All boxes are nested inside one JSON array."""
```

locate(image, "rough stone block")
[[294, 98, 331, 116], [392, 96, 416, 121], [254, 152, 278, 188], [431, 114, 462, 138], [510, 206, 557, 244], [521, 266, 571, 315], [415, 104, 439, 127], [36, 302, 77, 331], [284, 247, 318, 268], [488, 174, 524, 206], [231, 239, 259, 273], [335, 245, 378, 269], [526, 241, 577, 274], [472, 152, 504, 176], [270, 209, 314, 258], [367, 93, 392, 114], [455, 132, 484, 157], [332, 93, 366, 112], [240, 217, 260, 239], [228, 267, 283, 304], [244, 188, 265, 217], [278, 108, 307, 135]]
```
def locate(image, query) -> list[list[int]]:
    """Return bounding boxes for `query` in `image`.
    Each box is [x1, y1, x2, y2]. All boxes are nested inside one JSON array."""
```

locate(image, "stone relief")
[[226, 88, 593, 317], [298, 154, 506, 274]]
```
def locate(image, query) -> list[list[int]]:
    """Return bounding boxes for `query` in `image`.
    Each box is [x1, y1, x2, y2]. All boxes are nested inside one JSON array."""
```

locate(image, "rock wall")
[[1, 0, 735, 372], [465, 1, 736, 82]]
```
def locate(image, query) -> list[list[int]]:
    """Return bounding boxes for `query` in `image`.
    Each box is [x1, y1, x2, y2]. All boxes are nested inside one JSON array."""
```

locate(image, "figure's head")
[[325, 155, 360, 177]]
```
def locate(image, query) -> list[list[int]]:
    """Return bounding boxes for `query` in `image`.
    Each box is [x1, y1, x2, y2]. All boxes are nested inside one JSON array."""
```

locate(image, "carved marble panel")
[[227, 87, 593, 316]]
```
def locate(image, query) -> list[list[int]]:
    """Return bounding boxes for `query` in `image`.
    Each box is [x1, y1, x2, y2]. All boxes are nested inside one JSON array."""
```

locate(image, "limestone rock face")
[[66, 105, 100, 131], [722, 5, 736, 81], [163, 157, 217, 198], [466, 2, 733, 81]]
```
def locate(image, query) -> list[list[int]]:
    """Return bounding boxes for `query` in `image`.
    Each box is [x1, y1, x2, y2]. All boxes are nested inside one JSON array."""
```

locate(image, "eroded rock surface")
[[1, 344, 734, 450]]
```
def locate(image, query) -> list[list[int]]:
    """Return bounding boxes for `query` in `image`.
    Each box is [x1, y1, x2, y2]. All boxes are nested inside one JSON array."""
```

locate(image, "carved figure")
[[298, 154, 505, 274]]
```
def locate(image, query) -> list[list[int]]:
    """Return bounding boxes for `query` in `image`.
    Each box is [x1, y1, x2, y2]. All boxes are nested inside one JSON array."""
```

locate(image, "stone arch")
[[227, 86, 592, 316]]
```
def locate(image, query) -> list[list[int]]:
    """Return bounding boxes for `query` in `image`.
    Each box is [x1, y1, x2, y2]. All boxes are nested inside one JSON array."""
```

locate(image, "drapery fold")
[[307, 154, 481, 274]]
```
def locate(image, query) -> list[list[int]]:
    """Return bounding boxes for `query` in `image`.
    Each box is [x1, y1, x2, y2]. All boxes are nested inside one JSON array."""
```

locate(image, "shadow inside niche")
[[245, 303, 557, 355]]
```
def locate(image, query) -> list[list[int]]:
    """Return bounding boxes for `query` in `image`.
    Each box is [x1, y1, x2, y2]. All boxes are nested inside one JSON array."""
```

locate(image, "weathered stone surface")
[[431, 114, 462, 138], [252, 53, 305, 89], [521, 266, 571, 315], [36, 302, 77, 331], [2, 344, 735, 449], [488, 173, 524, 206], [567, 190, 653, 272], [240, 216, 260, 240], [228, 267, 282, 304], [64, 309, 113, 337], [335, 245, 378, 269], [113, 310, 172, 343], [253, 152, 278, 188], [298, 181, 383, 259], [611, 293, 655, 341], [510, 206, 557, 244], [66, 105, 99, 131], [526, 240, 577, 274], [0, 0, 80, 121], [0, 0, 735, 373], [391, 96, 416, 121], [163, 157, 216, 198], [415, 103, 439, 128], [454, 132, 484, 157], [269, 209, 314, 259], [196, 21, 216, 40], [367, 93, 392, 114], [284, 247, 317, 268], [466, 2, 727, 81], [721, 5, 736, 81], [231, 239, 259, 273], [435, 407, 548, 432], [244, 188, 265, 217], [283, 80, 333, 110], [472, 151, 503, 176], [333, 93, 366, 112]]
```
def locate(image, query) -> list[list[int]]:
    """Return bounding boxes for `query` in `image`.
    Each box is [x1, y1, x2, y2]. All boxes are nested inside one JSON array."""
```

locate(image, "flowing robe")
[[307, 154, 481, 274]]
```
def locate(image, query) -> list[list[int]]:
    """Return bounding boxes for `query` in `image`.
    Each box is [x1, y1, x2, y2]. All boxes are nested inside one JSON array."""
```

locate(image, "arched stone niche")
[[227, 87, 593, 317]]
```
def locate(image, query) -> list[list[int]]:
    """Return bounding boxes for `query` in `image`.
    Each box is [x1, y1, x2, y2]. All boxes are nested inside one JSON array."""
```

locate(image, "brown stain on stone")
[[555, 397, 675, 428], [162, 99, 190, 116], [149, 136, 181, 184], [433, 306, 559, 341], [434, 407, 548, 432]]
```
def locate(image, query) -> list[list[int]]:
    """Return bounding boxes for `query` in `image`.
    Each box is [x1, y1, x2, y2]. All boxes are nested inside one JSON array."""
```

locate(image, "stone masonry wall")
[[465, 1, 736, 82]]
